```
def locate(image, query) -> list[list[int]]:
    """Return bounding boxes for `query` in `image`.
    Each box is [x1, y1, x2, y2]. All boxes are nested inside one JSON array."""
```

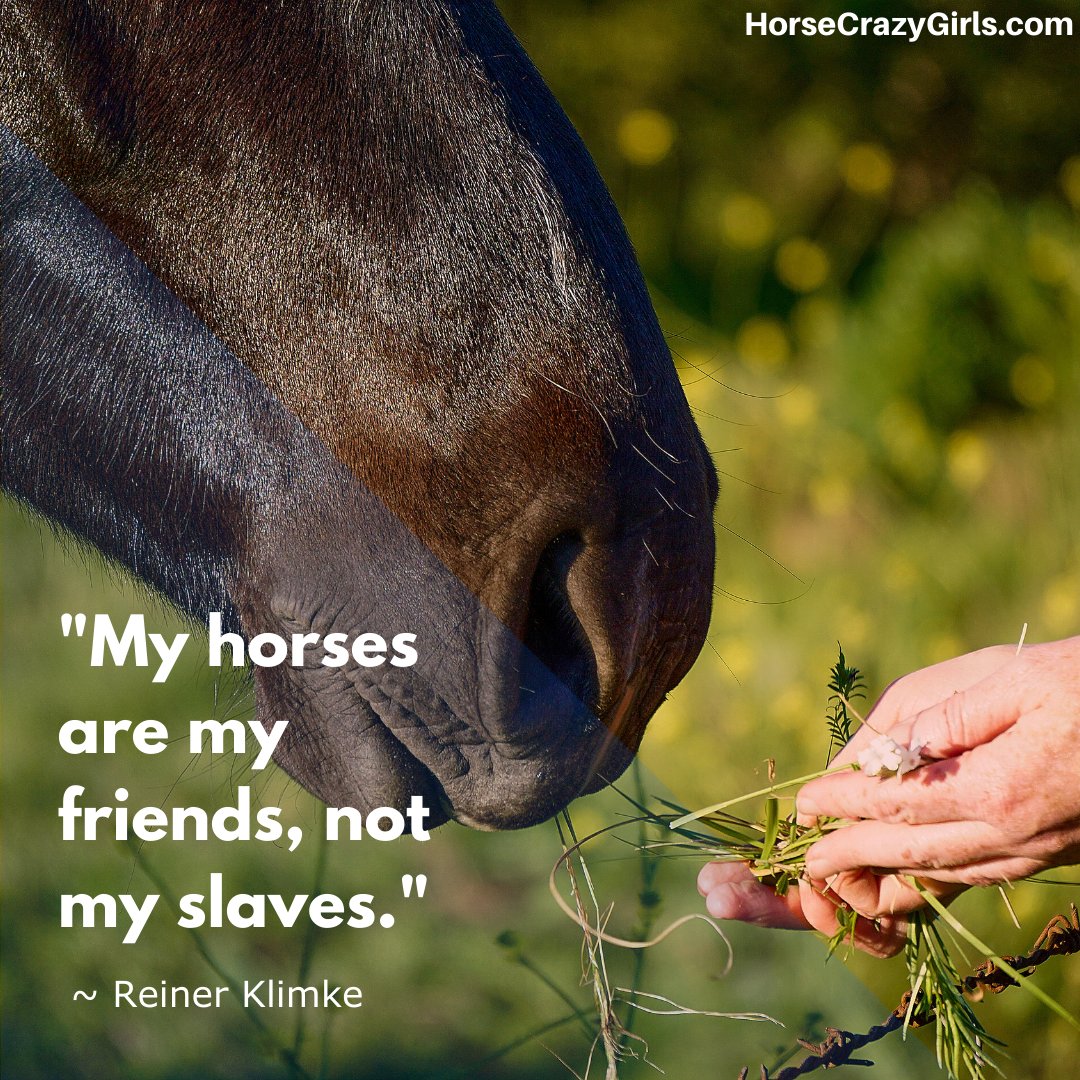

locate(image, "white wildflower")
[[896, 743, 928, 777], [857, 734, 925, 778]]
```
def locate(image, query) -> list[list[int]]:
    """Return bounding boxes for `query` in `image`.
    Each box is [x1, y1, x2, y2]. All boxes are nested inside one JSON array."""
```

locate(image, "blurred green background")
[[3, 1, 1077, 1077]]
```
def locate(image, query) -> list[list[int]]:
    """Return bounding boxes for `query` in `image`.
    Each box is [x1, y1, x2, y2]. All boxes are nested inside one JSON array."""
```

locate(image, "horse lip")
[[425, 784, 456, 828], [435, 704, 635, 830], [397, 757, 455, 828], [400, 721, 604, 830], [444, 735, 634, 830], [412, 638, 639, 828], [258, 618, 634, 831]]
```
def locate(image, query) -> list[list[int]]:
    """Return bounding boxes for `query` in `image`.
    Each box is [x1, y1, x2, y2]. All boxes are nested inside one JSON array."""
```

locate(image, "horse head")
[[1, 0, 717, 828]]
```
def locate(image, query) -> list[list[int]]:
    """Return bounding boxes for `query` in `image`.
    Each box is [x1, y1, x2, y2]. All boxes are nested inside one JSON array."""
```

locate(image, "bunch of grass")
[[550, 646, 1078, 1080]]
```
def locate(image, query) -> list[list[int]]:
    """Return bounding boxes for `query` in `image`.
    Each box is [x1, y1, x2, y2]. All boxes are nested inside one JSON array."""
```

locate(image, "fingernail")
[[796, 794, 817, 817]]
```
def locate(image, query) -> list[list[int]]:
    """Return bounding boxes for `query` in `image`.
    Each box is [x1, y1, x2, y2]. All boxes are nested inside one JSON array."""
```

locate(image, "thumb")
[[896, 666, 1023, 759]]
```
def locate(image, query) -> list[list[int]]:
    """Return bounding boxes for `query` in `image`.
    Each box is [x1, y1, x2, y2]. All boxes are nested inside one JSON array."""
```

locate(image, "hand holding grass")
[[802, 636, 1080, 897], [699, 637, 1080, 956]]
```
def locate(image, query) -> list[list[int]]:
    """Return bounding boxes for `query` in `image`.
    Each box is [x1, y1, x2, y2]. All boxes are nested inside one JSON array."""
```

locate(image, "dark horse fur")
[[1, 1, 718, 828]]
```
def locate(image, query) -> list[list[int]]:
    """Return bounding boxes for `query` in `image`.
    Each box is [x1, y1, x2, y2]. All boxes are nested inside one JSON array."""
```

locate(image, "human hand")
[[699, 638, 1080, 956], [800, 635, 1080, 900]]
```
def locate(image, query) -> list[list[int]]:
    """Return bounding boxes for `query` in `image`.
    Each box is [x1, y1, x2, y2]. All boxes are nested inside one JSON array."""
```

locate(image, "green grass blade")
[[760, 797, 781, 863], [914, 884, 1080, 1033], [669, 765, 854, 829]]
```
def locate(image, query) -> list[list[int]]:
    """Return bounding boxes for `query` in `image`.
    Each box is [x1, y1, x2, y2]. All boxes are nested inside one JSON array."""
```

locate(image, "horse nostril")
[[523, 532, 601, 717]]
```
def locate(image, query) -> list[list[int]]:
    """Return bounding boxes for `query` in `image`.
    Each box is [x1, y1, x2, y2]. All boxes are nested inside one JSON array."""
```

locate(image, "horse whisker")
[[632, 444, 675, 484]]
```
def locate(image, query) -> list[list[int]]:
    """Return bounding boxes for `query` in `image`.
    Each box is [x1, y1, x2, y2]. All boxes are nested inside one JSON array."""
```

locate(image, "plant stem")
[[669, 765, 853, 829], [126, 839, 315, 1080], [292, 803, 330, 1063], [914, 883, 1080, 1032], [622, 760, 661, 1043]]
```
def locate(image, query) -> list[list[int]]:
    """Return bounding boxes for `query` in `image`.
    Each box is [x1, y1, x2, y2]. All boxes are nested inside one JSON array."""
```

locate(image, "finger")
[[703, 878, 808, 929], [816, 651, 1018, 775], [820, 646, 1019, 775], [798, 878, 907, 958], [886, 856, 1045, 887], [826, 724, 882, 769], [797, 756, 987, 825], [805, 819, 1009, 879], [815, 869, 915, 919], [858, 646, 1018, 735], [824, 869, 924, 918], [820, 868, 962, 919], [901, 667, 1024, 759], [698, 860, 755, 895], [698, 862, 809, 929]]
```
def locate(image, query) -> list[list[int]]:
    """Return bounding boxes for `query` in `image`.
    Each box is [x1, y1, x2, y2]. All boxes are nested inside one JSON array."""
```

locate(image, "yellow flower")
[[841, 143, 895, 197], [775, 238, 829, 292], [617, 109, 675, 166]]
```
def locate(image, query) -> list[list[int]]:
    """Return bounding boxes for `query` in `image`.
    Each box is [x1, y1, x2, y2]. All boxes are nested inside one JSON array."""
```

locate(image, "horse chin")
[[250, 648, 639, 831]]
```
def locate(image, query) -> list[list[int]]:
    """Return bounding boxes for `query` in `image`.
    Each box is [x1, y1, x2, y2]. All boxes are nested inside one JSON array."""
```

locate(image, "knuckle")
[[941, 691, 969, 749], [889, 799, 919, 826], [854, 788, 907, 823]]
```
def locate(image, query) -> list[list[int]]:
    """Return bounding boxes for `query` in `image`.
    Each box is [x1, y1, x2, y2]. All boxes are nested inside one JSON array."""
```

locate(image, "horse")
[[1, 0, 718, 829]]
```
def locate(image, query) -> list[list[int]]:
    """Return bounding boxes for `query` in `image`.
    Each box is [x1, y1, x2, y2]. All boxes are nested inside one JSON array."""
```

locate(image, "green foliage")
[[826, 906, 860, 964], [825, 645, 866, 764], [905, 913, 1001, 1080]]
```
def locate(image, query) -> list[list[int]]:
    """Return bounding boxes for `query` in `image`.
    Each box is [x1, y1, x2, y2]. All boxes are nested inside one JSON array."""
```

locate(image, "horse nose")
[[521, 524, 658, 732], [515, 469, 715, 765], [523, 532, 606, 718]]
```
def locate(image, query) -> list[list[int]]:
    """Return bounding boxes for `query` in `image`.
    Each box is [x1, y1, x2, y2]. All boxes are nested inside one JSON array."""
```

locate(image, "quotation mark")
[[401, 874, 427, 898], [379, 875, 428, 928], [61, 613, 87, 637], [73, 990, 97, 1001]]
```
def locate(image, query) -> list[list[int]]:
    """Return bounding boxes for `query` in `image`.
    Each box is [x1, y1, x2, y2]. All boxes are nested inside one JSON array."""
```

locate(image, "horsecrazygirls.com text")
[[744, 11, 1074, 42], [55, 612, 429, 945]]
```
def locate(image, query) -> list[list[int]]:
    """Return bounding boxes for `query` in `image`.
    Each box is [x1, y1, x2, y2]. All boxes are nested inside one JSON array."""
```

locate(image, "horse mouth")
[[239, 465, 708, 831], [343, 656, 635, 831], [251, 635, 634, 832]]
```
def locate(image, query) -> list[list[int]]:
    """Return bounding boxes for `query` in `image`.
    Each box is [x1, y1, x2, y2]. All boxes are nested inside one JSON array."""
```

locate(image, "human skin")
[[698, 636, 1080, 956]]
